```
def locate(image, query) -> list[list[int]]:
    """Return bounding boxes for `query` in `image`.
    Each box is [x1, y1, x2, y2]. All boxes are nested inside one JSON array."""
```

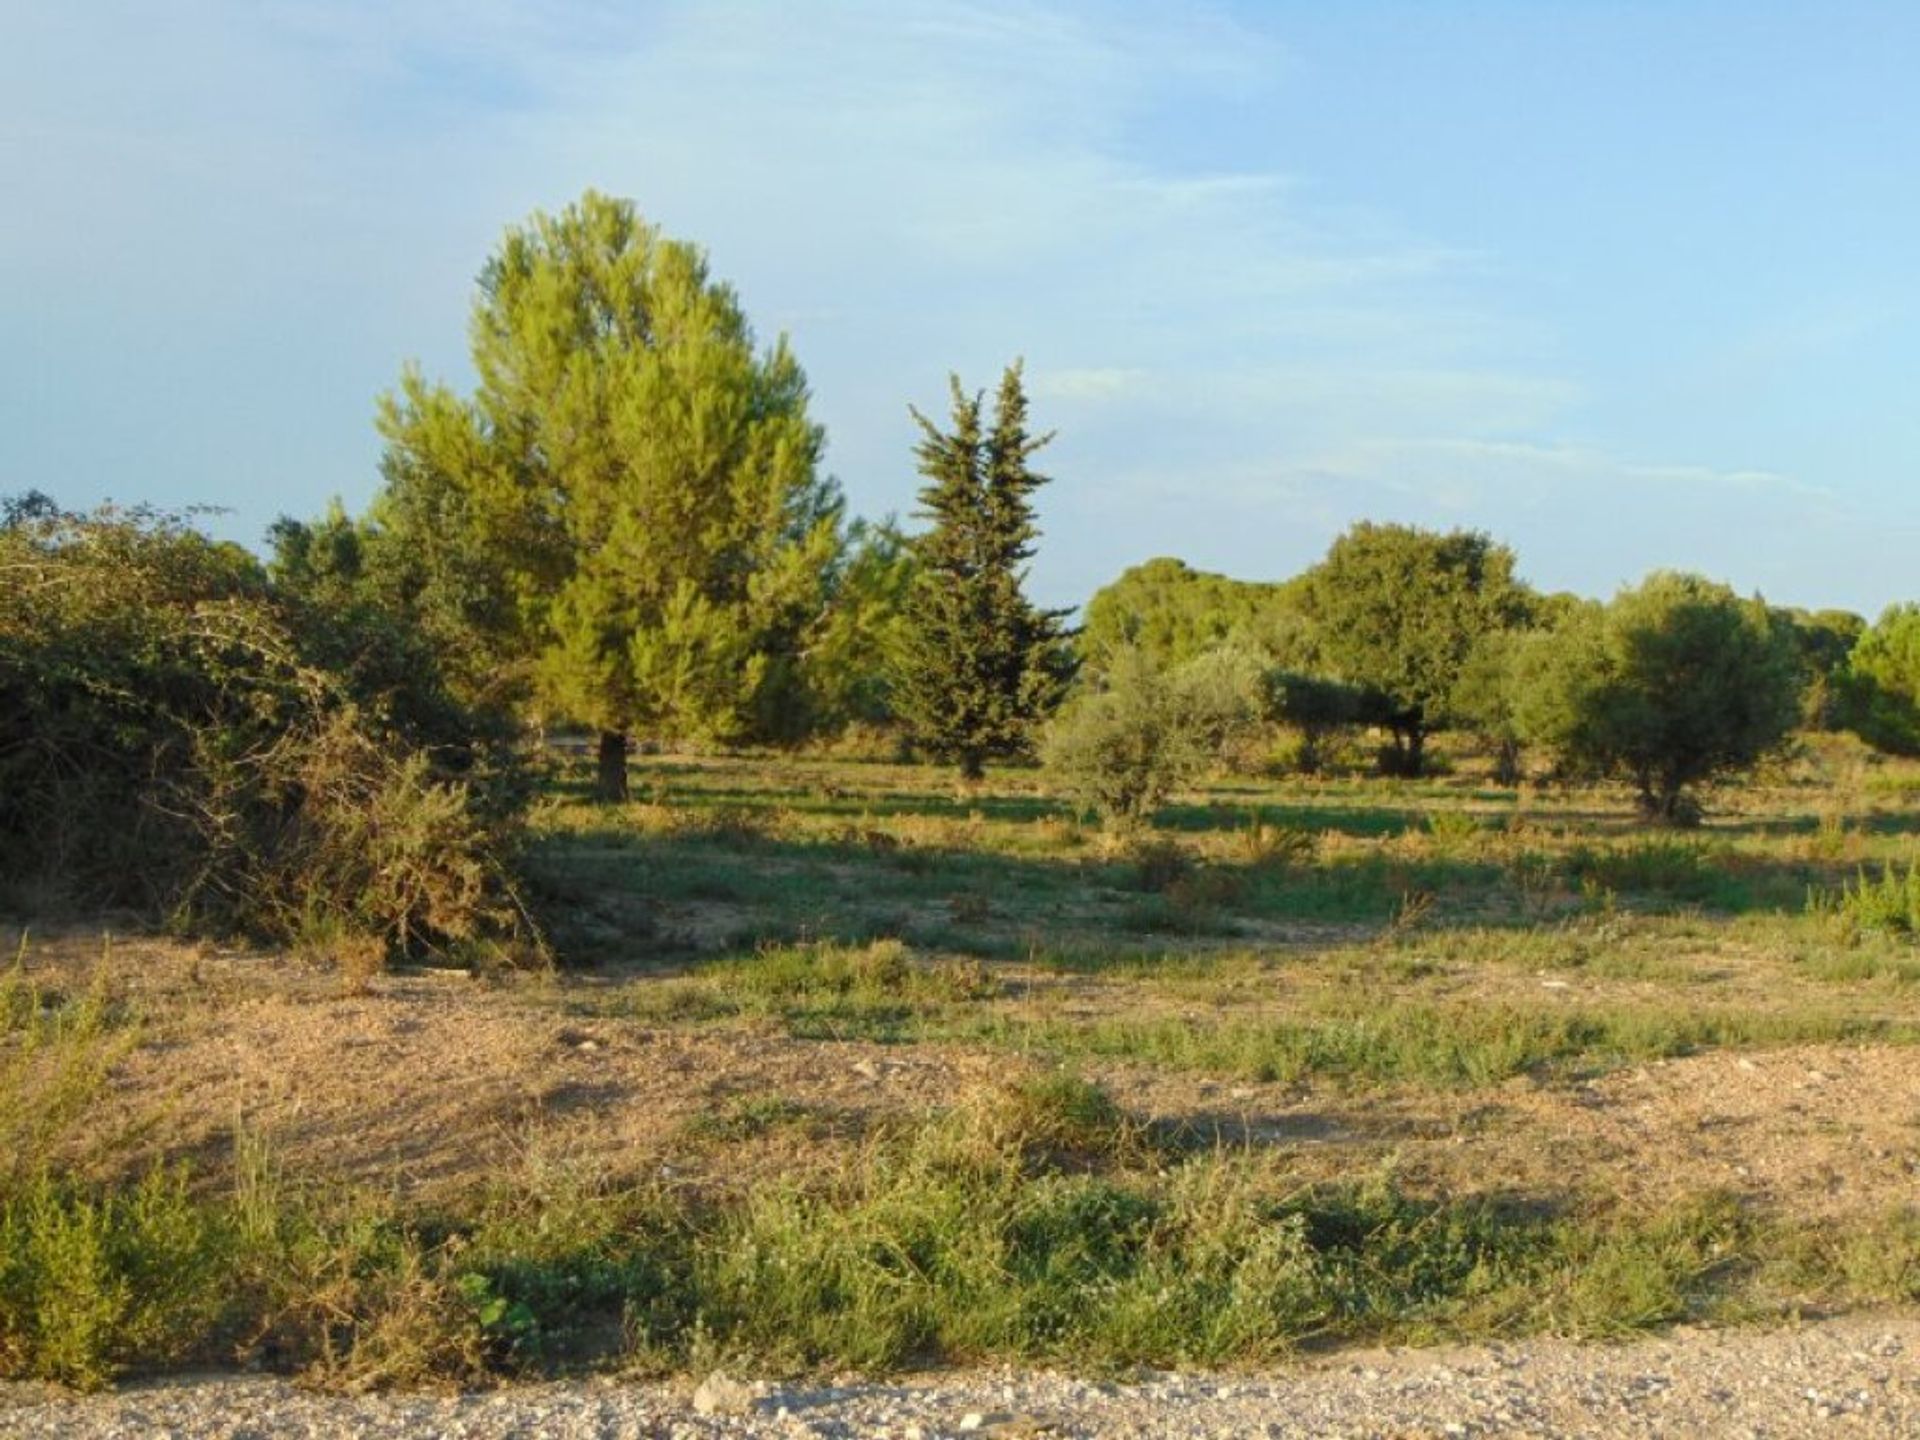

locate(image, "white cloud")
[[1299, 437, 1826, 500], [1029, 368, 1147, 401]]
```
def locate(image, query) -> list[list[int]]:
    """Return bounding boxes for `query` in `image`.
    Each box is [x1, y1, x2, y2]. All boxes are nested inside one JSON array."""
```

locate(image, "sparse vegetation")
[[10, 187, 1920, 1403], [6, 736, 1920, 1390]]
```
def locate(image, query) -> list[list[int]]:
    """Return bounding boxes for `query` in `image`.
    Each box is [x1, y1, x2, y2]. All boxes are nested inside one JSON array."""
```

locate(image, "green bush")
[[1809, 862, 1920, 941], [0, 1168, 235, 1388], [1046, 643, 1270, 827], [1044, 648, 1208, 827], [0, 502, 533, 965], [1168, 644, 1269, 772]]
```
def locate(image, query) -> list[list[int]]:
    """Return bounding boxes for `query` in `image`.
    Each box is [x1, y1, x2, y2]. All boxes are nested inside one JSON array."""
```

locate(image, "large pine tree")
[[308, 192, 843, 801], [892, 363, 1074, 780]]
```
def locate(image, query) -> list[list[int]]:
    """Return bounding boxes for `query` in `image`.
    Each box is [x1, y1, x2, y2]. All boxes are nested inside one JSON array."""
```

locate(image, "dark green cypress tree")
[[893, 363, 1074, 780]]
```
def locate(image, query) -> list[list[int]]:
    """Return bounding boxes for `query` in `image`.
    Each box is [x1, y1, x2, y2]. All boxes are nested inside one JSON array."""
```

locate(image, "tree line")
[[9, 188, 1920, 956], [267, 191, 1071, 800], [272, 191, 1920, 825], [1070, 535, 1920, 821]]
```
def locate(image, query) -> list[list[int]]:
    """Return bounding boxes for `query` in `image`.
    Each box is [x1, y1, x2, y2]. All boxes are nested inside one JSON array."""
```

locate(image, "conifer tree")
[[343, 192, 842, 799], [892, 363, 1074, 780]]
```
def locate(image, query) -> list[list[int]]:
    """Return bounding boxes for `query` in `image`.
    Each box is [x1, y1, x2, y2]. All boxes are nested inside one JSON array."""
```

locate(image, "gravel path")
[[4, 1316, 1916, 1439]]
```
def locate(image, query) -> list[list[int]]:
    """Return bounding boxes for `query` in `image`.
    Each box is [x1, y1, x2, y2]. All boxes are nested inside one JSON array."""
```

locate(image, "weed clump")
[[943, 1072, 1131, 1171], [1127, 840, 1196, 894], [0, 1168, 234, 1388], [1809, 861, 1920, 942]]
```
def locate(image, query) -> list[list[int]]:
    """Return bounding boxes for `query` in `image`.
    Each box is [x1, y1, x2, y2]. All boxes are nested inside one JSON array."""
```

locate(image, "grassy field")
[[4, 739, 1920, 1387]]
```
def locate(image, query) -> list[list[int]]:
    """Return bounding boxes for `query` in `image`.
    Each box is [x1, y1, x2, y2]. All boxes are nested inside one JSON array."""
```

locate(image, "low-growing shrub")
[[1235, 816, 1315, 870], [1044, 649, 1207, 828], [1128, 839, 1197, 894], [0, 960, 138, 1188], [0, 1167, 236, 1388], [1809, 861, 1920, 941], [1422, 809, 1482, 858]]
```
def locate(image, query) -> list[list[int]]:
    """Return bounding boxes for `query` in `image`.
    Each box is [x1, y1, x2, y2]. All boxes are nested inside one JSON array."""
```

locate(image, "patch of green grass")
[[681, 1094, 829, 1144], [2, 1075, 1916, 1389], [1404, 923, 1700, 983], [681, 1085, 1742, 1371], [1796, 947, 1920, 984], [1565, 837, 1746, 909], [613, 939, 1000, 1041], [1032, 946, 1245, 980], [969, 1001, 1919, 1088], [714, 938, 997, 1007]]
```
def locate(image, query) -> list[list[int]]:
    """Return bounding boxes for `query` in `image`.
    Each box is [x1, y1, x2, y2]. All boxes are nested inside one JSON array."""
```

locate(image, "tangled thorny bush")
[[0, 499, 537, 966]]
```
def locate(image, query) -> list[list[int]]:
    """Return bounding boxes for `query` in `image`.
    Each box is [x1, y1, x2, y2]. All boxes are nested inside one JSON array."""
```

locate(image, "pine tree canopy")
[[355, 191, 846, 774]]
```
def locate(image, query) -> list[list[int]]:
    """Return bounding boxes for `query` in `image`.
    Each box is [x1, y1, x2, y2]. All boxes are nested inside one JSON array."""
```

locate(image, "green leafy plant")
[[1809, 861, 1920, 941]]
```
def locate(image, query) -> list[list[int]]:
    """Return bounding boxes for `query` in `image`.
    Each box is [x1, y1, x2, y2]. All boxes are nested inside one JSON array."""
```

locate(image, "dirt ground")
[[24, 929, 1920, 1227]]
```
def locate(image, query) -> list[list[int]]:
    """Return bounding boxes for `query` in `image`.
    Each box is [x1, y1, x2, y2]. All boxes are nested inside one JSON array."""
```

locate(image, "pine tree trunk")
[[1493, 738, 1521, 787], [595, 730, 630, 803]]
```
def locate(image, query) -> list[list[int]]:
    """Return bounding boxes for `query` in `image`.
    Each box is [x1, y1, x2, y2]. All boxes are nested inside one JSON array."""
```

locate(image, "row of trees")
[[15, 188, 1918, 961], [273, 191, 1067, 798], [265, 189, 1920, 824], [1066, 529, 1920, 824]]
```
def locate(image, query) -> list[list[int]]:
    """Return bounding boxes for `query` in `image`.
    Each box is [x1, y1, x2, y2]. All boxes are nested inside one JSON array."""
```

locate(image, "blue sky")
[[5, 1, 1917, 615]]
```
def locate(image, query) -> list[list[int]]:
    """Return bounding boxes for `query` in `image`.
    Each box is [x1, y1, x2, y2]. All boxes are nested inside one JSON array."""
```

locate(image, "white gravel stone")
[[6, 1314, 1920, 1439]]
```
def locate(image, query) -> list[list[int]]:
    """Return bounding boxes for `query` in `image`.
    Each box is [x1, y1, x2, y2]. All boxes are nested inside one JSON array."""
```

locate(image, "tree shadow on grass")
[[524, 805, 1859, 972], [1705, 811, 1920, 840]]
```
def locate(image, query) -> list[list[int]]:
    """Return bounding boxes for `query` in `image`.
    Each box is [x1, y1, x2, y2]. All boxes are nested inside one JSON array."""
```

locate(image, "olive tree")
[[1043, 645, 1245, 827], [1514, 572, 1799, 823], [1301, 523, 1529, 776]]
